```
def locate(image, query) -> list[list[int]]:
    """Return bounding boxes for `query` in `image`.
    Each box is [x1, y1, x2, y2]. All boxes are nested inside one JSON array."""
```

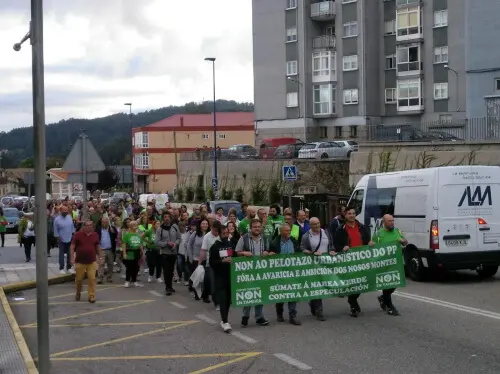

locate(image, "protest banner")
[[231, 242, 405, 307]]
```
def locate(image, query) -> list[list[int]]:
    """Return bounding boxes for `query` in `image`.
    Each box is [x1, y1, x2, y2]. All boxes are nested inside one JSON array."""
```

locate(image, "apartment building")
[[132, 112, 255, 193], [253, 0, 475, 141]]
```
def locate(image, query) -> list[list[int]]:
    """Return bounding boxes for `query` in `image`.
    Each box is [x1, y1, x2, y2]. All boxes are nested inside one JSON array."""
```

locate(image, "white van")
[[348, 166, 500, 281]]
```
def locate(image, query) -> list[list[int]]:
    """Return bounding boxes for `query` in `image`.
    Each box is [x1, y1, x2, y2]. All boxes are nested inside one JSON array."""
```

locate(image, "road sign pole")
[[282, 165, 297, 209], [288, 182, 293, 209], [31, 1, 50, 372]]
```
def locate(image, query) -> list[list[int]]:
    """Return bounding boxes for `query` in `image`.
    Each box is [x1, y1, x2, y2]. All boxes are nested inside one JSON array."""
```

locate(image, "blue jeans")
[[276, 302, 297, 318], [58, 241, 72, 271], [242, 305, 264, 320]]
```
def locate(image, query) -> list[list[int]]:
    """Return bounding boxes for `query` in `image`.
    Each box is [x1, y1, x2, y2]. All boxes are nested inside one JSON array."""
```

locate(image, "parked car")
[[259, 137, 303, 158], [1, 196, 17, 207], [3, 207, 21, 233], [424, 131, 463, 141], [274, 143, 304, 159], [334, 140, 359, 152], [228, 144, 258, 159], [298, 141, 351, 159]]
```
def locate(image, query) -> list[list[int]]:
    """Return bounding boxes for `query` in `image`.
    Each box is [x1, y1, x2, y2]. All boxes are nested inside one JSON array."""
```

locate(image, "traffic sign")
[[212, 178, 218, 189], [282, 165, 297, 181]]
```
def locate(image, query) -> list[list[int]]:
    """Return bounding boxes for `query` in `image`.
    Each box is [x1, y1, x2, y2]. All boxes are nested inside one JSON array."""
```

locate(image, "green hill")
[[0, 100, 253, 168]]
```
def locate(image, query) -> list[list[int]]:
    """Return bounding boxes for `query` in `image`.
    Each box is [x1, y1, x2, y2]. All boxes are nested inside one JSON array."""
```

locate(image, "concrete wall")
[[178, 158, 351, 196], [350, 140, 500, 185]]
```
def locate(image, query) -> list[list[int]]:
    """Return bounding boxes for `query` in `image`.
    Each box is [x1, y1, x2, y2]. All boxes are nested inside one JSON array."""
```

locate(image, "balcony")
[[313, 35, 336, 49], [311, 1, 336, 21]]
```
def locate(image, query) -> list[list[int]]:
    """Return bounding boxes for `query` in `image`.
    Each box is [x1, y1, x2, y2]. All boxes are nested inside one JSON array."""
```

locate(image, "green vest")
[[291, 224, 300, 240]]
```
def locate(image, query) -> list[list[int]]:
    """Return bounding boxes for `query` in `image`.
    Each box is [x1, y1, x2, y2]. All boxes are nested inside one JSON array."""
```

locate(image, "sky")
[[0, 0, 253, 132]]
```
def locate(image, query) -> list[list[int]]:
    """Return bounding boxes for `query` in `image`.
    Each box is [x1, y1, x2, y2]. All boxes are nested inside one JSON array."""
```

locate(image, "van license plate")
[[445, 240, 467, 246]]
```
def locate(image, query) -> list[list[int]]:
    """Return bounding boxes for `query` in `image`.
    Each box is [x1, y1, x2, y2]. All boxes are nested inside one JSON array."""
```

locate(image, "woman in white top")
[[18, 213, 36, 262]]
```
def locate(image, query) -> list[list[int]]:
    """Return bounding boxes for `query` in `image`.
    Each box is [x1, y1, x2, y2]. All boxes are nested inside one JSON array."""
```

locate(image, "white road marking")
[[273, 353, 312, 370], [170, 302, 187, 309], [230, 331, 258, 344], [196, 314, 217, 325], [148, 290, 162, 297], [394, 291, 500, 320]]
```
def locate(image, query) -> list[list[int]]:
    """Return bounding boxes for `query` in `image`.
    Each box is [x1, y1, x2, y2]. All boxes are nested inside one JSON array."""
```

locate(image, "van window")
[[350, 189, 364, 215], [376, 188, 397, 216]]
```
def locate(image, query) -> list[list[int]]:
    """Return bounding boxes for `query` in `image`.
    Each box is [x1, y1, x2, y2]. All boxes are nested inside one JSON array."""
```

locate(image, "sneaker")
[[134, 282, 144, 288], [215, 305, 220, 312], [124, 282, 130, 288], [148, 276, 153, 283], [59, 270, 66, 275], [377, 295, 387, 311], [167, 288, 176, 293], [97, 279, 103, 285], [241, 316, 249, 328], [222, 322, 232, 333], [184, 281, 189, 286], [165, 289, 172, 296], [277, 315, 285, 323], [144, 268, 149, 273], [88, 297, 96, 304], [350, 307, 360, 318], [156, 278, 163, 283], [290, 318, 302, 326], [386, 303, 400, 316], [256, 317, 270, 326], [113, 262, 117, 266], [203, 298, 211, 304], [69, 268, 75, 275]]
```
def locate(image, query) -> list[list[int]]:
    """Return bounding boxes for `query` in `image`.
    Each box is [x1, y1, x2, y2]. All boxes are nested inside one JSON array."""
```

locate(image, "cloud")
[[0, 0, 253, 131]]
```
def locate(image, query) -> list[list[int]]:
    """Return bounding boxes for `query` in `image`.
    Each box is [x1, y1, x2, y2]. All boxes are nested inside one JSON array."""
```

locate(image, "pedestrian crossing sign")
[[282, 165, 297, 181]]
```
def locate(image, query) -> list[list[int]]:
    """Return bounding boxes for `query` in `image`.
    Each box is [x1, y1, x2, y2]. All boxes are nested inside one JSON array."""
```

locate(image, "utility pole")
[[13, 1, 50, 372], [204, 57, 218, 200]]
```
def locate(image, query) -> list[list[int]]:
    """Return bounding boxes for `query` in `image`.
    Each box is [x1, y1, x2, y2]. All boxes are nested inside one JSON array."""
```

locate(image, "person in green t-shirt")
[[371, 214, 408, 317], [267, 204, 284, 233], [121, 221, 144, 288], [238, 207, 256, 235]]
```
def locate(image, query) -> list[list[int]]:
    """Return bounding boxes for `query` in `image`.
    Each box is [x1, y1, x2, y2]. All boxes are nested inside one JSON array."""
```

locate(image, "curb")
[[0, 287, 38, 374], [2, 274, 75, 294]]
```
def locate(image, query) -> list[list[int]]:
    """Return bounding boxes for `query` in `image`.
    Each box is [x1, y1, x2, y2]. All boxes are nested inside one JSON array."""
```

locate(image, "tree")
[[97, 167, 119, 191], [19, 157, 34, 168]]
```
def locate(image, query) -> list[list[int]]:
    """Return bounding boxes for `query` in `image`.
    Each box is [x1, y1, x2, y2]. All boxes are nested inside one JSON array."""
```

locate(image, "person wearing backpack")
[[235, 218, 270, 328], [155, 212, 181, 296]]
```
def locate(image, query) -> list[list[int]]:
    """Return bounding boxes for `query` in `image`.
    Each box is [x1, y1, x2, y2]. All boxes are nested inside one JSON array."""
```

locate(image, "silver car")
[[334, 140, 359, 153], [298, 141, 350, 159]]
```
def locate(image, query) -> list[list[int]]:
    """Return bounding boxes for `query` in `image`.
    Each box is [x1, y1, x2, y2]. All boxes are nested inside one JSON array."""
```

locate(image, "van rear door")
[[438, 171, 500, 254]]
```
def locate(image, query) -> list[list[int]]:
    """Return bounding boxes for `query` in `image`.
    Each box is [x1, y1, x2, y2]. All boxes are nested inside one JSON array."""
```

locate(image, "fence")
[[177, 118, 500, 162]]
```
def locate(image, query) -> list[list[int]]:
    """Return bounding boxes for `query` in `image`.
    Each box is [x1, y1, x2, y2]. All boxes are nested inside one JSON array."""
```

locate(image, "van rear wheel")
[[476, 265, 498, 279], [407, 250, 426, 282]]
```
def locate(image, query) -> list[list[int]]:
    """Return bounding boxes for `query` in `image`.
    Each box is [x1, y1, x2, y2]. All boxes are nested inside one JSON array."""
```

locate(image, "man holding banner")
[[372, 214, 408, 316], [334, 206, 374, 317]]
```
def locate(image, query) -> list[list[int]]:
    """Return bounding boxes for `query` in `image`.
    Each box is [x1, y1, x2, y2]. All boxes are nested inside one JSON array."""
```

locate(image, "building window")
[[342, 0, 357, 3], [202, 134, 209, 139], [396, 7, 421, 38], [342, 55, 358, 71], [385, 88, 397, 104], [135, 153, 149, 169], [434, 82, 448, 99], [286, 0, 297, 9], [350, 126, 358, 138], [396, 0, 419, 5], [134, 132, 149, 148], [312, 51, 336, 80], [343, 89, 359, 105], [286, 27, 297, 42], [439, 114, 452, 122], [384, 20, 396, 35], [343, 21, 358, 37], [434, 10, 448, 27], [433, 46, 448, 63], [335, 127, 342, 138], [397, 45, 420, 74], [494, 78, 500, 91], [218, 133, 226, 139], [385, 54, 396, 70], [287, 92, 298, 107], [319, 126, 328, 138], [313, 85, 336, 115], [397, 79, 422, 110], [286, 60, 298, 76]]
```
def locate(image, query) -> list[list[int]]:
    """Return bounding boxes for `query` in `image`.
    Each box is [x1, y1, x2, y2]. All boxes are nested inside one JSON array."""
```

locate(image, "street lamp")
[[204, 57, 218, 200], [444, 64, 460, 112], [124, 103, 132, 189], [13, 1, 50, 373]]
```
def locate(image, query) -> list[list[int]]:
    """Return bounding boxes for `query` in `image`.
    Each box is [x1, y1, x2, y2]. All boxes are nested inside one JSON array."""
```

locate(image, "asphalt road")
[[7, 267, 500, 374], [0, 233, 60, 266]]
